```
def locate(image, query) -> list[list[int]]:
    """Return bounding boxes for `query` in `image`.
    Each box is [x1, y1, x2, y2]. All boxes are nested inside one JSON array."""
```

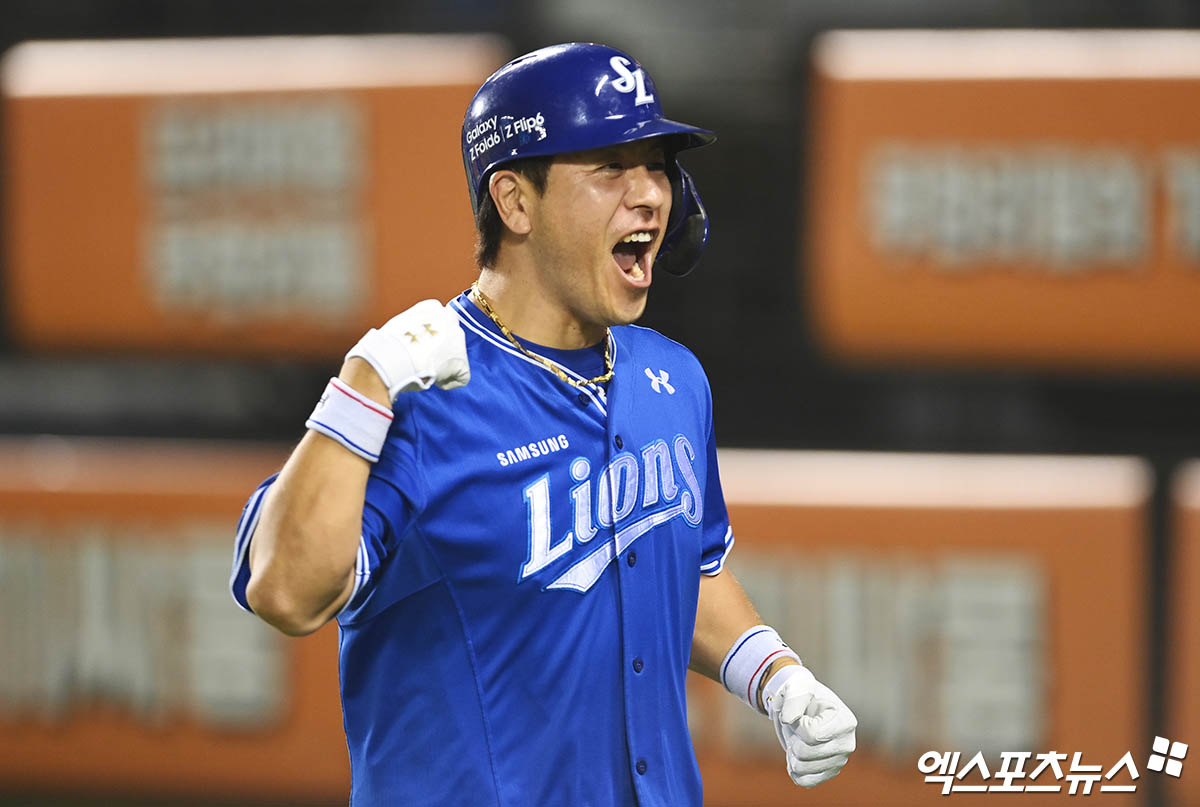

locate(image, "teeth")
[[630, 265, 645, 280], [620, 232, 654, 244]]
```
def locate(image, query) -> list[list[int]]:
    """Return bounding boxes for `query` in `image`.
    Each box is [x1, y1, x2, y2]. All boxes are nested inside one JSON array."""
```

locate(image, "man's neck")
[[473, 267, 606, 350]]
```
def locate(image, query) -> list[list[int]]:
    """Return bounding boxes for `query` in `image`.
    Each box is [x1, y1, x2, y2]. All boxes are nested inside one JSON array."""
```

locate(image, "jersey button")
[[626, 551, 637, 567], [576, 392, 589, 407], [614, 435, 624, 449], [632, 657, 644, 673], [636, 760, 648, 775]]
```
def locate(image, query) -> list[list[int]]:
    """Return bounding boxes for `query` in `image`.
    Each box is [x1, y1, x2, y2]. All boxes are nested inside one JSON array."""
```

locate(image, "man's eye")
[[649, 161, 668, 173]]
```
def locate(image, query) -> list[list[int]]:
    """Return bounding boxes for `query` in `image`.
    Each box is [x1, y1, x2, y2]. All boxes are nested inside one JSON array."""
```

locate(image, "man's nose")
[[626, 165, 670, 211]]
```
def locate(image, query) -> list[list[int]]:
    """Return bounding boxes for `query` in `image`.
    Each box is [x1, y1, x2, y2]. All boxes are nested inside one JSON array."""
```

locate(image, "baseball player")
[[230, 43, 855, 805]]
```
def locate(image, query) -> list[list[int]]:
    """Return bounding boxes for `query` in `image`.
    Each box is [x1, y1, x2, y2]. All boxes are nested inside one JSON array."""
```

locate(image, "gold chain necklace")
[[470, 282, 614, 388]]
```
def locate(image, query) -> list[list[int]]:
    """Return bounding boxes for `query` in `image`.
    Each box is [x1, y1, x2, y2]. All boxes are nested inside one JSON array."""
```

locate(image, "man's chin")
[[611, 292, 649, 326]]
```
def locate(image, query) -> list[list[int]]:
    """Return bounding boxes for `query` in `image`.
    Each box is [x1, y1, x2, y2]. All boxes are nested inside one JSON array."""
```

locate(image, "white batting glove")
[[762, 664, 857, 788], [346, 300, 470, 400]]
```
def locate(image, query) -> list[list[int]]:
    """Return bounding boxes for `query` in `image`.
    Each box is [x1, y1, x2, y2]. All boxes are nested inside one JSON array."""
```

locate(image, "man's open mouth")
[[612, 231, 655, 282]]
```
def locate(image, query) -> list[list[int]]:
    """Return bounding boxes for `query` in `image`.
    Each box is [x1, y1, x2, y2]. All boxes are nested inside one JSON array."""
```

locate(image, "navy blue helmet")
[[462, 43, 716, 276]]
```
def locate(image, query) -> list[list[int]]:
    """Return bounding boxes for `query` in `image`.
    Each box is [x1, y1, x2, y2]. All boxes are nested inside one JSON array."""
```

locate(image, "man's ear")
[[489, 170, 534, 236]]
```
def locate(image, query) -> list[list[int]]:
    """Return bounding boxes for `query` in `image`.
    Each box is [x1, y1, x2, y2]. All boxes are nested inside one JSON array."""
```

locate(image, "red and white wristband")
[[720, 625, 801, 714], [305, 377, 394, 462]]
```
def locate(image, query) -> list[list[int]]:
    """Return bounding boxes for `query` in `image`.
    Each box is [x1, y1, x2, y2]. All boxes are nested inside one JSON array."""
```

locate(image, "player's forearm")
[[247, 360, 389, 635], [690, 570, 761, 679], [690, 571, 800, 710]]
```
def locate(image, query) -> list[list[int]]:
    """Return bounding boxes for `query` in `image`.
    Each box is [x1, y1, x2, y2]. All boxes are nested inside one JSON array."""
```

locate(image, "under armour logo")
[[405, 323, 438, 343], [645, 368, 675, 394]]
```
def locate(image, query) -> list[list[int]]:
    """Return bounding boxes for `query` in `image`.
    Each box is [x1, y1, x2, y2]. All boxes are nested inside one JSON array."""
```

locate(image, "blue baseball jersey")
[[230, 291, 735, 806]]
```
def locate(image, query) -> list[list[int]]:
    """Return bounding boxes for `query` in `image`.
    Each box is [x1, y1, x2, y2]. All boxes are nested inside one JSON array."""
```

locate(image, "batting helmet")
[[462, 43, 716, 276]]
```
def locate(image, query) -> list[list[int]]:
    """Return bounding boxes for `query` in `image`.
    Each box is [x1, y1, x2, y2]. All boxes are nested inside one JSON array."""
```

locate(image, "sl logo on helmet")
[[609, 56, 655, 106]]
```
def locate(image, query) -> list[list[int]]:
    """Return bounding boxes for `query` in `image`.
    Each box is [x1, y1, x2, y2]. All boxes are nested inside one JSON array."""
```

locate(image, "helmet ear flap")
[[655, 163, 709, 277]]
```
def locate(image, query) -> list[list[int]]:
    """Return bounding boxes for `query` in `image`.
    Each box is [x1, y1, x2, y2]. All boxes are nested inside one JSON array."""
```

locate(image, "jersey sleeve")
[[698, 388, 734, 576], [229, 407, 426, 616], [339, 471, 419, 616], [229, 474, 276, 612]]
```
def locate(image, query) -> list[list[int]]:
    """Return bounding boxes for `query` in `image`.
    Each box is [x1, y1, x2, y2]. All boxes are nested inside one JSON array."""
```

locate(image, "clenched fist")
[[346, 299, 471, 400], [762, 665, 857, 788]]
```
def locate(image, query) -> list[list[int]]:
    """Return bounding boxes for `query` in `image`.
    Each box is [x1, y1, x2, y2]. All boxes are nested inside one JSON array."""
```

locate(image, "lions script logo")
[[520, 435, 703, 593]]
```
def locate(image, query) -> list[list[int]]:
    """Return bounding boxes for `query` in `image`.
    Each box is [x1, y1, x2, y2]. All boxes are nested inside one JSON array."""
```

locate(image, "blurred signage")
[[1168, 462, 1200, 807], [147, 97, 367, 321], [0, 440, 1152, 803], [1, 35, 506, 357], [0, 438, 349, 802], [807, 30, 1200, 369], [0, 525, 284, 728], [692, 450, 1149, 805]]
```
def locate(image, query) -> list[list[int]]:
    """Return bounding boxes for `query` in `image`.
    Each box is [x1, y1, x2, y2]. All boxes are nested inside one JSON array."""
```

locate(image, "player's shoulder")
[[613, 323, 708, 381], [613, 322, 696, 354], [445, 293, 499, 353]]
